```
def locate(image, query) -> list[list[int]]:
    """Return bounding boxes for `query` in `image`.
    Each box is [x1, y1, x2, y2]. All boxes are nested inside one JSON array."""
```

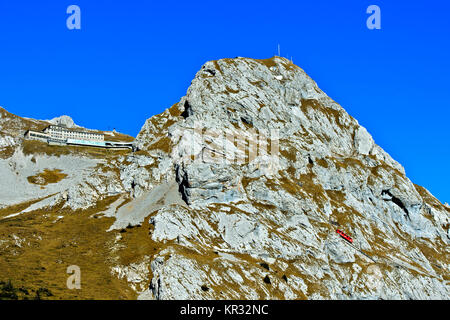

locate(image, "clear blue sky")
[[0, 1, 449, 203]]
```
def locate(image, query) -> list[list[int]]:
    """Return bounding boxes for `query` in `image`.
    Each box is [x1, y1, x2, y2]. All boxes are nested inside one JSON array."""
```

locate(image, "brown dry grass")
[[331, 157, 364, 170], [27, 169, 67, 186], [103, 133, 135, 143], [23, 140, 70, 157], [316, 158, 329, 168], [301, 99, 348, 130], [298, 171, 327, 207], [0, 146, 15, 160], [0, 195, 55, 218], [225, 86, 240, 94], [326, 190, 346, 203], [147, 136, 171, 153], [255, 58, 277, 69], [278, 175, 302, 196], [213, 61, 223, 75], [168, 103, 181, 117], [0, 195, 137, 299], [279, 143, 297, 162], [286, 166, 296, 177]]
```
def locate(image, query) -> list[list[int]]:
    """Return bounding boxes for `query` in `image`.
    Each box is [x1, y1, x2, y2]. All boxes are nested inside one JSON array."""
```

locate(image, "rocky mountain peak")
[[130, 57, 449, 299], [137, 57, 406, 205], [47, 115, 78, 128], [0, 57, 448, 300]]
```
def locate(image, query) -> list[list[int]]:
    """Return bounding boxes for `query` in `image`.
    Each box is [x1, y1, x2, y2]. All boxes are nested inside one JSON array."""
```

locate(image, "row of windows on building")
[[50, 132, 102, 139], [47, 128, 100, 135], [43, 126, 104, 141], [26, 126, 105, 142], [29, 132, 49, 139]]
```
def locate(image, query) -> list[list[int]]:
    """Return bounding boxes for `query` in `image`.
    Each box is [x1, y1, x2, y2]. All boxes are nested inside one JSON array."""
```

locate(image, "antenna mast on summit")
[[277, 44, 280, 57]]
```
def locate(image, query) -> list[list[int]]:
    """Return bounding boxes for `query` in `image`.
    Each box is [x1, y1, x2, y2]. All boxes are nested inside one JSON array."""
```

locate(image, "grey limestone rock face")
[[47, 115, 77, 128], [132, 57, 448, 300]]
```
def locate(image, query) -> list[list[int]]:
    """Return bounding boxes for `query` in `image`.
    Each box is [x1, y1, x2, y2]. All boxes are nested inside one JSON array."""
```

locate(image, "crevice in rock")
[[241, 116, 253, 126], [260, 263, 270, 271], [157, 278, 161, 299], [382, 189, 410, 219], [150, 277, 161, 300], [201, 285, 210, 292], [180, 100, 193, 119], [175, 164, 190, 205]]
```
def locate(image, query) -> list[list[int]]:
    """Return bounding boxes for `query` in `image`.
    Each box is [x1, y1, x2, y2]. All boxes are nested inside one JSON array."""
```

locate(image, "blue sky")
[[0, 0, 449, 203]]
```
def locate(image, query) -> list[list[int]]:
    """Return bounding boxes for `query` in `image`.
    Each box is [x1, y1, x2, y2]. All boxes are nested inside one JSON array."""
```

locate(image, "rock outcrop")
[[47, 115, 78, 128]]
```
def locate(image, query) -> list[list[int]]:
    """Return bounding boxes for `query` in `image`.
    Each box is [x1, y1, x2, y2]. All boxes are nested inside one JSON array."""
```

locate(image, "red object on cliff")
[[336, 229, 353, 243]]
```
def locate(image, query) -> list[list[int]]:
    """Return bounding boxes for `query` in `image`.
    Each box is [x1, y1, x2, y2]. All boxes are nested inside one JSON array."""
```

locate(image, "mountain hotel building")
[[24, 125, 134, 150]]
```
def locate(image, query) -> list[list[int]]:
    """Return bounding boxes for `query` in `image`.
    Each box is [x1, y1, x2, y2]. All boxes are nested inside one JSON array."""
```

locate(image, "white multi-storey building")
[[25, 125, 104, 142], [43, 125, 104, 142], [24, 125, 134, 150]]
